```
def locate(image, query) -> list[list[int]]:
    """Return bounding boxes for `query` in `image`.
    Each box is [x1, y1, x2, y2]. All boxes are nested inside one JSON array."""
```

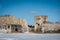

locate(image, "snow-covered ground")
[[0, 33, 60, 40], [0, 29, 7, 33]]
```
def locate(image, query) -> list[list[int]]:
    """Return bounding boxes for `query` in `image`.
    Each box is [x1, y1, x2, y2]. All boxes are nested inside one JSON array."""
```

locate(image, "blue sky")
[[0, 0, 60, 25]]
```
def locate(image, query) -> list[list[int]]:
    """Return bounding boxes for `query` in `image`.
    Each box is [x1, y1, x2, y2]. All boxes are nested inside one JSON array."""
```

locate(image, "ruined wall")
[[34, 16, 48, 32], [54, 23, 60, 31], [0, 16, 28, 30], [34, 15, 60, 33]]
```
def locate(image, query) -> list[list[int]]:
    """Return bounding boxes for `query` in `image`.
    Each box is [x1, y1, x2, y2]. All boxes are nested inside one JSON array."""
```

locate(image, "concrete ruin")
[[34, 16, 60, 33], [0, 15, 28, 33]]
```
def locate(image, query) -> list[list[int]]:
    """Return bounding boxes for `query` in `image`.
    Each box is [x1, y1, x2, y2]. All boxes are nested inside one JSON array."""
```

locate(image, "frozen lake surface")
[[0, 33, 60, 40]]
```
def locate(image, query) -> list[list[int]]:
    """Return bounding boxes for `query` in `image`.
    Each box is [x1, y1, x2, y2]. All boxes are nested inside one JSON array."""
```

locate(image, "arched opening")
[[15, 28, 18, 32]]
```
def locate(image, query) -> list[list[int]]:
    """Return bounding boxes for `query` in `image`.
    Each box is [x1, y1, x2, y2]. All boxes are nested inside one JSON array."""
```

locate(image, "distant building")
[[0, 15, 28, 33]]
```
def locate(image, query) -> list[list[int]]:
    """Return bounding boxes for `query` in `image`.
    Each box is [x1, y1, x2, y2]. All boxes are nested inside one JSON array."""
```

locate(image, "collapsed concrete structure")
[[0, 15, 60, 33], [0, 15, 28, 33], [34, 16, 60, 33]]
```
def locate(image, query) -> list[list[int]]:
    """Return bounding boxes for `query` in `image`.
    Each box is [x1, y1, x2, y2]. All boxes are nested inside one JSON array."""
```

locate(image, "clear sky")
[[0, 0, 60, 25]]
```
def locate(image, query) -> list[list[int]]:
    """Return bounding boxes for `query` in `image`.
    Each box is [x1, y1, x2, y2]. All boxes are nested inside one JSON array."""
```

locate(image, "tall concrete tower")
[[34, 16, 48, 32]]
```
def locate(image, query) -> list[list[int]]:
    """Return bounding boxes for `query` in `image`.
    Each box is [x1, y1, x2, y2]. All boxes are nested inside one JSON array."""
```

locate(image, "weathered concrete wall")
[[0, 15, 28, 33], [34, 16, 60, 33], [34, 16, 48, 32]]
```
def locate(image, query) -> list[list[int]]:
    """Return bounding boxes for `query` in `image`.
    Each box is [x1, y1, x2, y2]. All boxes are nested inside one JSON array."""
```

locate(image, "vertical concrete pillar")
[[6, 25, 8, 33], [42, 27, 45, 33], [6, 25, 11, 33], [10, 25, 11, 33]]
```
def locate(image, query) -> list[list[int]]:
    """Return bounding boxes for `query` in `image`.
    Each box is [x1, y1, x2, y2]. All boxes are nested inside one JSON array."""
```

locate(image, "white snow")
[[0, 33, 60, 40], [0, 29, 7, 33]]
